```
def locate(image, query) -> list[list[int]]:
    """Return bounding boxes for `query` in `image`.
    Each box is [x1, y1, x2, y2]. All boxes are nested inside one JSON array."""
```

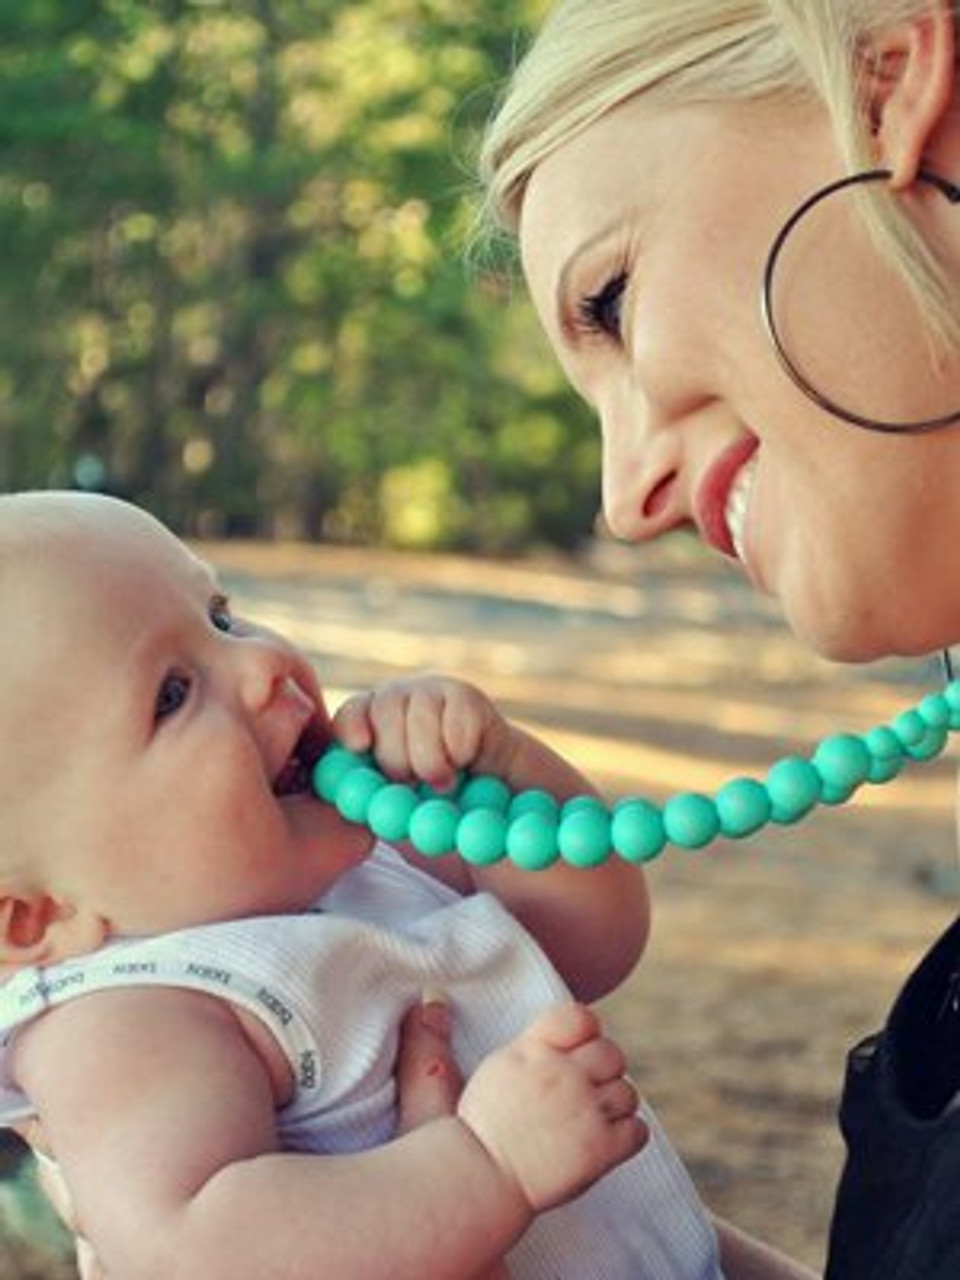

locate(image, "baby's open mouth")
[[273, 723, 329, 797]]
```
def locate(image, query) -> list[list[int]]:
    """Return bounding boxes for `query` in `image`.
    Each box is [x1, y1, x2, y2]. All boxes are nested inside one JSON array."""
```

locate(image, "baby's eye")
[[155, 671, 192, 722], [209, 595, 233, 633], [577, 270, 628, 340]]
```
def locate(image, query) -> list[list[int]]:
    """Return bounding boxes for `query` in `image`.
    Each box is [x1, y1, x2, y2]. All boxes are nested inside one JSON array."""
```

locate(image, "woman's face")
[[519, 94, 960, 661]]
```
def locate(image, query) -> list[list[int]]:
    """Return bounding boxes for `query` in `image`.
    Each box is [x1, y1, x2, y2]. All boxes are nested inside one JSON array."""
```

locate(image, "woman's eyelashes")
[[576, 269, 628, 340]]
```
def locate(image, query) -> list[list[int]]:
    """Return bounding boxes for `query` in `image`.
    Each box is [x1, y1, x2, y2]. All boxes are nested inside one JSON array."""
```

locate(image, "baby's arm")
[[334, 675, 651, 1000], [13, 987, 644, 1280]]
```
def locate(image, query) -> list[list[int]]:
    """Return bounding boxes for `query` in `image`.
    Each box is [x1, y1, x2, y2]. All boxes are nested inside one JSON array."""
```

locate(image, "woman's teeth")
[[725, 454, 758, 563]]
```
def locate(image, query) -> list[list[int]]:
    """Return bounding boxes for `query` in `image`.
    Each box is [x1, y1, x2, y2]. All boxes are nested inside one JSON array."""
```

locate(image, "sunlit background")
[[0, 0, 597, 552]]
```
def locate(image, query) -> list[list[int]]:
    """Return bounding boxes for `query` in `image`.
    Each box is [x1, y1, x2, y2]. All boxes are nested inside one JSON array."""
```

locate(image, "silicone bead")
[[408, 798, 460, 857], [663, 793, 720, 849], [812, 734, 871, 792], [508, 789, 561, 822], [765, 757, 821, 824], [561, 794, 603, 818], [558, 803, 612, 867], [918, 693, 951, 728], [715, 777, 772, 839], [945, 680, 960, 727], [891, 708, 927, 748], [313, 746, 368, 803], [819, 780, 858, 807], [456, 808, 508, 865], [506, 812, 560, 870], [904, 721, 949, 762], [334, 766, 386, 823], [611, 799, 666, 863], [460, 775, 512, 813], [367, 783, 419, 842], [863, 725, 905, 784]]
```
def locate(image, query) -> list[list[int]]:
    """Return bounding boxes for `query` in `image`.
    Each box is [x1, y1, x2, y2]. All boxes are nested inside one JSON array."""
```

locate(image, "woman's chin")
[[787, 600, 945, 666]]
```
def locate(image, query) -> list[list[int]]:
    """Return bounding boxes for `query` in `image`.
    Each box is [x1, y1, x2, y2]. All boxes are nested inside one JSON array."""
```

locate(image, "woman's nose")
[[599, 396, 685, 543]]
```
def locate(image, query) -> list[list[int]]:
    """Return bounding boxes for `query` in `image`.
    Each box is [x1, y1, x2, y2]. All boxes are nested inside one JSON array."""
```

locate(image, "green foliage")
[[0, 0, 599, 552]]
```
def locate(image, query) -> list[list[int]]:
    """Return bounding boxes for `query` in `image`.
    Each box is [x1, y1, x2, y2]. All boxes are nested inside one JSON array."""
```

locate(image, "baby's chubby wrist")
[[414, 1114, 534, 1248], [448, 1111, 536, 1227]]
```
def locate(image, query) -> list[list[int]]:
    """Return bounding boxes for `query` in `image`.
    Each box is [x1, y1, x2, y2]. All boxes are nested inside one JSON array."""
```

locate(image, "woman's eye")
[[155, 672, 192, 722], [577, 270, 628, 340], [209, 596, 233, 633]]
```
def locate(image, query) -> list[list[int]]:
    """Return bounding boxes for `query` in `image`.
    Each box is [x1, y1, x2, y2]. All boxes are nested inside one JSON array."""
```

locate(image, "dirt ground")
[[3, 535, 958, 1276]]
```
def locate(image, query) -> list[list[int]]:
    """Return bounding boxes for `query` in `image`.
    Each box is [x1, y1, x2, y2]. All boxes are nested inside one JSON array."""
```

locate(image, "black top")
[[826, 915, 960, 1278]]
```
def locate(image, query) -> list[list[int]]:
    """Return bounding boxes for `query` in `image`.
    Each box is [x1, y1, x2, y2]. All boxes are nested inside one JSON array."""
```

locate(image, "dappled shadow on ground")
[[4, 535, 957, 1274]]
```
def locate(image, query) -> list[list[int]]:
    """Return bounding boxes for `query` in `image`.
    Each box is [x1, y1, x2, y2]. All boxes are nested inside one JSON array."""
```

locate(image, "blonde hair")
[[479, 0, 960, 345]]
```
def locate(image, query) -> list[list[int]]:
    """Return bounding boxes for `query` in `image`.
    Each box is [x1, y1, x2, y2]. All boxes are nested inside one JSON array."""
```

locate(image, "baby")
[[0, 491, 724, 1279]]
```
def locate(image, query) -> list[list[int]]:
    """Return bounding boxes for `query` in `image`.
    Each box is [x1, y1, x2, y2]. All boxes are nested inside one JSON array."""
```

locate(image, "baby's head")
[[0, 492, 367, 975]]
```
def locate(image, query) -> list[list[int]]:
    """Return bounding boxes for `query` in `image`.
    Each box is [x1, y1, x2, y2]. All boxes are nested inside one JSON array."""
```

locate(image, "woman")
[[474, 2, 960, 1278]]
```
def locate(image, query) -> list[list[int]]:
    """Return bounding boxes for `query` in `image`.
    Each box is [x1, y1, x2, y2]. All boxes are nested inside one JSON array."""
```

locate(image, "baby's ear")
[[0, 891, 107, 969]]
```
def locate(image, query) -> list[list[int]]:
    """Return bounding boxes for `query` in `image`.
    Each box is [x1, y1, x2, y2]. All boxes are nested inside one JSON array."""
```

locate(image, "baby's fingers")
[[335, 686, 420, 778], [332, 692, 376, 752], [596, 1074, 640, 1124]]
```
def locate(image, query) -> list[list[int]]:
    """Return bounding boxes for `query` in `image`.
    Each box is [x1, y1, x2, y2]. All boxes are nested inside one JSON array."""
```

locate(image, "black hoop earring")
[[761, 167, 960, 434]]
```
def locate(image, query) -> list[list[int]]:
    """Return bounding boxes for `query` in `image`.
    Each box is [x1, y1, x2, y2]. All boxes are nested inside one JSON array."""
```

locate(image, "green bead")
[[456, 808, 508, 865], [919, 693, 951, 729], [945, 680, 960, 728], [558, 803, 612, 867], [820, 781, 857, 806], [561, 794, 602, 819], [508, 789, 560, 822], [715, 777, 771, 839], [313, 746, 368, 803], [460, 775, 511, 813], [766, 757, 821, 824], [506, 812, 559, 870], [904, 721, 948, 762], [611, 799, 665, 863], [408, 798, 460, 857], [663, 793, 719, 849], [812, 734, 871, 791], [892, 708, 926, 748], [367, 783, 419, 842], [334, 766, 387, 822], [863, 725, 904, 784]]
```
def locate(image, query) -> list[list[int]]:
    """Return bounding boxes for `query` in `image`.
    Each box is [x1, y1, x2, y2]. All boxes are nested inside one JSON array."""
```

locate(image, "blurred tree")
[[0, 0, 600, 551]]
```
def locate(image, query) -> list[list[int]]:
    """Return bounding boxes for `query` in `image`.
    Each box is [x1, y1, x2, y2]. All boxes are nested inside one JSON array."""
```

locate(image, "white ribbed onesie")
[[0, 842, 724, 1279]]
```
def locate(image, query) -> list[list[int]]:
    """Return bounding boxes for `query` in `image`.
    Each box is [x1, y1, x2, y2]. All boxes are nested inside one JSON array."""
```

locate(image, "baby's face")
[[0, 494, 371, 942]]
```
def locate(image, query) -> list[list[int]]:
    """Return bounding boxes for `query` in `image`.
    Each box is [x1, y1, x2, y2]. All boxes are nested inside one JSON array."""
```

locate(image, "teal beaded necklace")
[[312, 675, 960, 870]]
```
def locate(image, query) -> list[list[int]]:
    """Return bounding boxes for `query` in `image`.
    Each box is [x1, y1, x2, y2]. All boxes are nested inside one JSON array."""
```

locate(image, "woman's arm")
[[334, 675, 651, 1000]]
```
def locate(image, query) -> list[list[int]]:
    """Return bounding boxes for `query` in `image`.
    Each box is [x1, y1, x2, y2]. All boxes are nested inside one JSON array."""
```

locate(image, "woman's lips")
[[694, 434, 760, 558]]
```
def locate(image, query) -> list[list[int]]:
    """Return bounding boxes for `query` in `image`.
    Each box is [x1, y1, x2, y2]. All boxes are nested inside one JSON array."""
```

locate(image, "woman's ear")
[[0, 891, 107, 970], [865, 6, 956, 188]]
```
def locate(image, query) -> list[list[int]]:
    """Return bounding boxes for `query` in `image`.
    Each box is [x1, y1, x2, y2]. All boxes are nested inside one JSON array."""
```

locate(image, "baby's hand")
[[333, 675, 516, 793], [457, 1003, 647, 1213]]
